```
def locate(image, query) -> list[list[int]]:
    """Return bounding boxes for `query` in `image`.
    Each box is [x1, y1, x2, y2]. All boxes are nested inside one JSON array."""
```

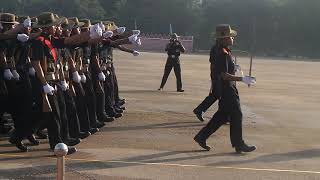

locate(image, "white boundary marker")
[[1, 153, 320, 175]]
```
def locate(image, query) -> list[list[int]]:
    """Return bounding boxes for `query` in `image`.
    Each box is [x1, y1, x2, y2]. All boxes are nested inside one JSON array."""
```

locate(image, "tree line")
[[1, 0, 319, 59]]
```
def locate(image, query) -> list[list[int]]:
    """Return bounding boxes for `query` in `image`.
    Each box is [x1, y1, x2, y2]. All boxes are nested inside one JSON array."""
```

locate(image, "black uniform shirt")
[[214, 46, 238, 98], [166, 40, 185, 57]]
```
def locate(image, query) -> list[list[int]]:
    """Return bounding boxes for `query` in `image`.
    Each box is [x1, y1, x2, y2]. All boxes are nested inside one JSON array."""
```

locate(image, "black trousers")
[[83, 71, 98, 127], [63, 89, 81, 138], [195, 88, 244, 147], [90, 67, 109, 121], [110, 64, 120, 102], [104, 70, 116, 115], [4, 70, 33, 140], [73, 82, 90, 132], [160, 57, 182, 90], [194, 92, 218, 113], [0, 76, 8, 130], [32, 79, 63, 149], [56, 88, 70, 140]]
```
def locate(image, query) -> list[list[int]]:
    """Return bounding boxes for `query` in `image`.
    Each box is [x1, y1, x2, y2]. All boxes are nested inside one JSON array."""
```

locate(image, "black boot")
[[9, 136, 31, 152], [78, 131, 91, 139], [235, 143, 256, 153], [89, 128, 99, 134], [193, 109, 204, 122], [193, 135, 211, 151], [35, 130, 48, 139], [26, 134, 40, 146]]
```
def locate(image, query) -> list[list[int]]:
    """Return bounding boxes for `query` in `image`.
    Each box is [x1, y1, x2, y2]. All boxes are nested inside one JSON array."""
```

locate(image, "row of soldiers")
[[0, 12, 142, 154]]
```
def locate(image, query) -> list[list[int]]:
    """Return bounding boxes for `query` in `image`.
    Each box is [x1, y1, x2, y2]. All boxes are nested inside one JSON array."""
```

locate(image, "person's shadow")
[[206, 149, 320, 167]]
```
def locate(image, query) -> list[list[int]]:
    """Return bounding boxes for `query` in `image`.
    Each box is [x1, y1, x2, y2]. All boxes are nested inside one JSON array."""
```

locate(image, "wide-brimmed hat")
[[103, 20, 118, 31], [79, 19, 91, 29], [61, 18, 75, 30], [215, 24, 237, 38], [0, 13, 19, 24], [170, 33, 180, 39], [68, 17, 85, 28], [33, 12, 65, 28]]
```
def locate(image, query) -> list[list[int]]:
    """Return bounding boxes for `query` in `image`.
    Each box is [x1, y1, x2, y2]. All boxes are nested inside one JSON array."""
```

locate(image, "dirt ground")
[[1, 51, 320, 180]]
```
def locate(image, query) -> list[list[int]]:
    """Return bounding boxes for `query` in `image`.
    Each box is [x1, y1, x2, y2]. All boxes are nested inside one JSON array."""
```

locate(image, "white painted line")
[[1, 153, 320, 175], [68, 158, 320, 175]]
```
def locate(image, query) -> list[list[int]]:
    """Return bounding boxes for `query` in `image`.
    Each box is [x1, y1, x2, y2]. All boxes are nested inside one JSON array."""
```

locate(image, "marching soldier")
[[158, 33, 185, 92], [194, 24, 257, 153], [30, 12, 100, 153], [0, 13, 36, 151]]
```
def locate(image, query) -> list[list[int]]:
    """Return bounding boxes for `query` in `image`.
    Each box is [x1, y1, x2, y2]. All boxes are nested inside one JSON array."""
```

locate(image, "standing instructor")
[[158, 33, 185, 92]]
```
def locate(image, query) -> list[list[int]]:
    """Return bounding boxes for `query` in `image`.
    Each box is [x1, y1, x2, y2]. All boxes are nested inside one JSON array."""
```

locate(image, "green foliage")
[[0, 0, 320, 58]]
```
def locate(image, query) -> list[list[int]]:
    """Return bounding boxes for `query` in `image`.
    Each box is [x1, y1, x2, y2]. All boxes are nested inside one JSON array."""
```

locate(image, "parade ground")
[[1, 51, 320, 180]]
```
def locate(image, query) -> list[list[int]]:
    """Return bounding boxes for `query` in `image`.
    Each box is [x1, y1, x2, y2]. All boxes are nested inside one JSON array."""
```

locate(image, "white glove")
[[12, 70, 20, 80], [17, 34, 29, 42], [98, 72, 106, 81], [72, 71, 81, 83], [60, 81, 69, 91], [116, 27, 126, 34], [103, 31, 113, 38], [234, 64, 241, 72], [132, 30, 140, 35], [134, 37, 142, 46], [106, 70, 111, 76], [3, 69, 13, 80], [242, 76, 256, 85], [128, 35, 138, 43], [28, 67, 36, 76], [128, 35, 141, 46], [90, 24, 103, 39], [43, 83, 55, 95], [80, 74, 86, 83], [99, 22, 106, 32], [23, 18, 31, 28], [133, 50, 140, 56]]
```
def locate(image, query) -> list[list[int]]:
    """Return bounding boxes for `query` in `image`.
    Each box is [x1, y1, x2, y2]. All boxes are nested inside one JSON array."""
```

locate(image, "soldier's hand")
[[99, 22, 106, 32], [43, 83, 55, 95], [133, 50, 140, 56], [234, 64, 241, 72], [17, 34, 29, 42], [12, 70, 20, 80], [242, 76, 256, 85], [116, 27, 126, 34], [90, 24, 103, 39], [132, 30, 140, 35], [28, 67, 36, 76], [103, 31, 113, 38], [23, 18, 31, 28], [98, 72, 106, 81], [3, 69, 13, 80], [80, 74, 86, 83], [72, 71, 81, 83], [60, 80, 69, 91]]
